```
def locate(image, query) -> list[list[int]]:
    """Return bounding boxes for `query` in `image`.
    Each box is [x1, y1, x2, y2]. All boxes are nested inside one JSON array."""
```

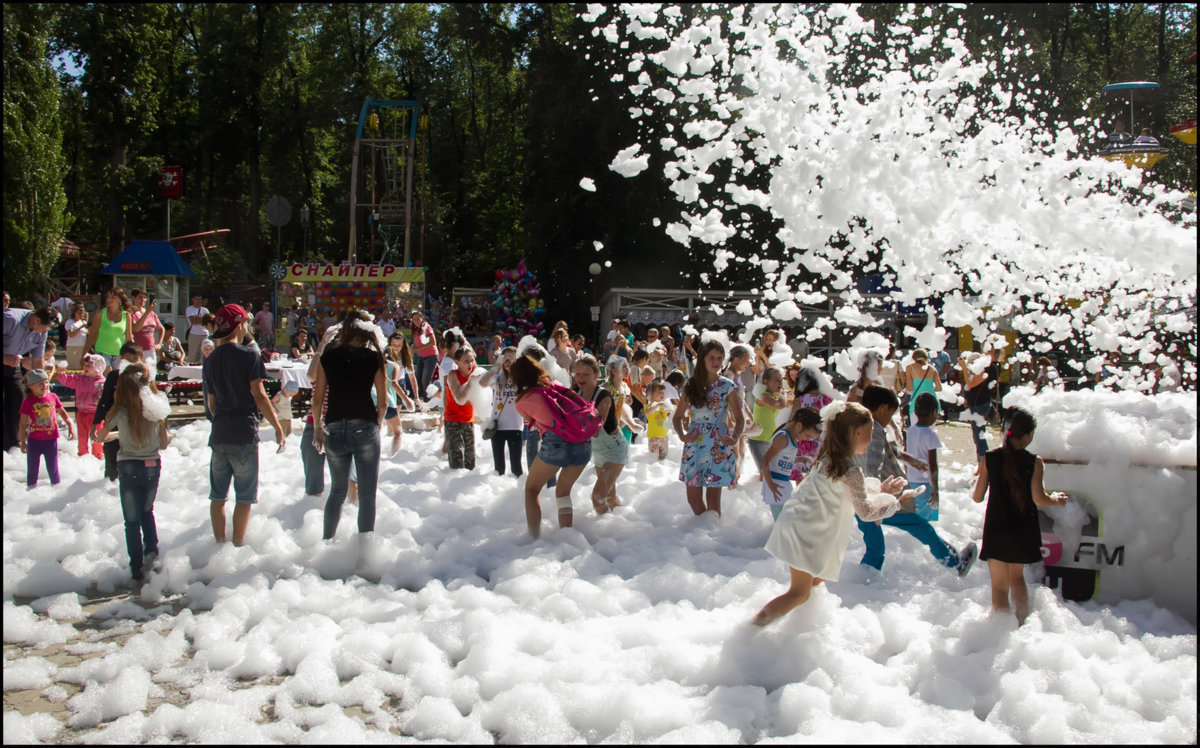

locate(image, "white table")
[[168, 364, 204, 381], [267, 363, 313, 391]]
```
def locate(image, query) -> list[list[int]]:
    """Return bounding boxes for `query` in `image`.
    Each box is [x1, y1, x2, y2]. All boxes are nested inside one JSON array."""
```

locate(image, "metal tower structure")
[[347, 98, 428, 267]]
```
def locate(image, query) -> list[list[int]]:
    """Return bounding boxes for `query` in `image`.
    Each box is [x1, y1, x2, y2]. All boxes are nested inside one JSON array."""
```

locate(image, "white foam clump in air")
[[517, 334, 570, 386], [593, 4, 1194, 389], [579, 177, 597, 192], [609, 143, 651, 177]]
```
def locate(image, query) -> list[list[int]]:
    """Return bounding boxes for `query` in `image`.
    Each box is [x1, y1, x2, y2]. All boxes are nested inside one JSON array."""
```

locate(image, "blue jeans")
[[524, 426, 555, 487], [209, 443, 260, 504], [118, 459, 160, 573], [967, 403, 990, 460], [323, 420, 380, 538], [857, 514, 958, 571], [300, 420, 326, 495], [414, 355, 438, 401]]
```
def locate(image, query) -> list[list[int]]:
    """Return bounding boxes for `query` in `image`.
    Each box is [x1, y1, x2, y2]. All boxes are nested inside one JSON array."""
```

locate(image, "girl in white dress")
[[753, 401, 919, 626]]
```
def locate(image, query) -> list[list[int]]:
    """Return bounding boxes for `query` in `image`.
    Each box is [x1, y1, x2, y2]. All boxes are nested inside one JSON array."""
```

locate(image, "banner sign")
[[283, 263, 425, 283], [156, 166, 182, 198]]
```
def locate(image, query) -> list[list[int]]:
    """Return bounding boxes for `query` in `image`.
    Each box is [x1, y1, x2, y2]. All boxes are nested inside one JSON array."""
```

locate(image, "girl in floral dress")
[[673, 339, 744, 517]]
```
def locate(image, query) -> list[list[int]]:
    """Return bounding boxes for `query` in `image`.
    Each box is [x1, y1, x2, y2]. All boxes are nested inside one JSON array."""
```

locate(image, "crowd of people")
[[1, 288, 1128, 627]]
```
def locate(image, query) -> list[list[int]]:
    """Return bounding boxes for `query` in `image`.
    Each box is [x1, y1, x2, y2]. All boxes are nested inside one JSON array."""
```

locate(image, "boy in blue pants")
[[855, 385, 977, 576]]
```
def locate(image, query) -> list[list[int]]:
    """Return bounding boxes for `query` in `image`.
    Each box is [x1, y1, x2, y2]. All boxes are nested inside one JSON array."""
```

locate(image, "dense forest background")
[[4, 3, 1196, 327]]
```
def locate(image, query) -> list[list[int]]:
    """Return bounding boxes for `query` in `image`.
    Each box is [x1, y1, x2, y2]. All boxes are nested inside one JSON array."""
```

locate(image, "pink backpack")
[[539, 381, 602, 443]]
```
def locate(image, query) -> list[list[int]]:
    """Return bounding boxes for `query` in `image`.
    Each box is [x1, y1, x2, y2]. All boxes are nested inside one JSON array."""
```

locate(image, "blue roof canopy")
[[1102, 81, 1160, 92], [100, 239, 196, 277]]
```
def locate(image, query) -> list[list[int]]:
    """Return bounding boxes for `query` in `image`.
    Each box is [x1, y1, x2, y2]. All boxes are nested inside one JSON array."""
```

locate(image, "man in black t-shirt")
[[203, 304, 285, 546]]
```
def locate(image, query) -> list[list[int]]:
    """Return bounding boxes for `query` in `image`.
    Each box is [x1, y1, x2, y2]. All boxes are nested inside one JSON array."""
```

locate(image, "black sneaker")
[[957, 541, 978, 577]]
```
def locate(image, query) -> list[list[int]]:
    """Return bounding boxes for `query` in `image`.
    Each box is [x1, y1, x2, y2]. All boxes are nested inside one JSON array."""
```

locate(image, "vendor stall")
[[275, 261, 426, 345], [100, 239, 196, 333]]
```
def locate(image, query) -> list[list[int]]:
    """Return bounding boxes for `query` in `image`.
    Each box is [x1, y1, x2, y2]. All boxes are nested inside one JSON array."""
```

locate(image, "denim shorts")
[[591, 428, 628, 467], [538, 430, 591, 468], [384, 406, 398, 420], [209, 442, 260, 505]]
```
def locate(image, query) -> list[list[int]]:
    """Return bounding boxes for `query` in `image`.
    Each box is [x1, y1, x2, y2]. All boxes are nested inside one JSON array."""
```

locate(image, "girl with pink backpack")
[[512, 354, 601, 538]]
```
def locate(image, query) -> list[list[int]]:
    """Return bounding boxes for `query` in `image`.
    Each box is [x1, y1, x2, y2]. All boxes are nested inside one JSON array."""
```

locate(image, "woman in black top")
[[311, 311, 387, 541]]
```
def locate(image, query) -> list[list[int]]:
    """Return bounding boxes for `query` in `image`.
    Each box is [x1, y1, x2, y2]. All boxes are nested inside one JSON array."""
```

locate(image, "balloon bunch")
[[491, 258, 546, 338]]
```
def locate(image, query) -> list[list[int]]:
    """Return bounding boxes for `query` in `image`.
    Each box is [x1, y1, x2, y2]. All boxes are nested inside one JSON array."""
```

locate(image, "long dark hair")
[[510, 354, 549, 400], [684, 339, 725, 407], [387, 333, 414, 368], [1002, 407, 1037, 514]]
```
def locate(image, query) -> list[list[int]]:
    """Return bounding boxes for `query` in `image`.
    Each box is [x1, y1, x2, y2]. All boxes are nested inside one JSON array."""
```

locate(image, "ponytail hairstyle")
[[793, 405, 822, 432], [684, 339, 726, 407], [1002, 407, 1037, 514], [510, 354, 549, 400], [773, 405, 821, 440], [815, 401, 872, 479], [111, 362, 160, 447], [761, 366, 783, 389]]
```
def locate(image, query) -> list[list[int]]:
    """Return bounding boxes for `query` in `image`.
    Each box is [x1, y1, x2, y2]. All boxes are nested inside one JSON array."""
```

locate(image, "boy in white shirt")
[[904, 392, 944, 521]]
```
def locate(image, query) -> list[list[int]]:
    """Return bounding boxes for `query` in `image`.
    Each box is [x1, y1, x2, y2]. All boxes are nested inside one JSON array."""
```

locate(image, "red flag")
[[156, 166, 182, 198]]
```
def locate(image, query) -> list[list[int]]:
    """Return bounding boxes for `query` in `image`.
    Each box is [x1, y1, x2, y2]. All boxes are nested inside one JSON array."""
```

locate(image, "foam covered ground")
[[3, 419, 1195, 743]]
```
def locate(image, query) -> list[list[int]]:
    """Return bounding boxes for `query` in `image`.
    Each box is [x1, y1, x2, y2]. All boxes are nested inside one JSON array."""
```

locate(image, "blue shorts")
[[384, 406, 398, 420], [591, 428, 628, 466], [537, 430, 591, 468]]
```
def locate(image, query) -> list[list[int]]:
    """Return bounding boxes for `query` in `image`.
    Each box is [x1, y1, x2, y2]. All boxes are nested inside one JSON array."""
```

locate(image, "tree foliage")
[[6, 2, 1193, 328], [3, 3, 71, 300]]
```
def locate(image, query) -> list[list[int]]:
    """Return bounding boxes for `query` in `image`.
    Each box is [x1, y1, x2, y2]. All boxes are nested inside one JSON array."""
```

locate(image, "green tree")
[[3, 3, 71, 299], [51, 3, 175, 258]]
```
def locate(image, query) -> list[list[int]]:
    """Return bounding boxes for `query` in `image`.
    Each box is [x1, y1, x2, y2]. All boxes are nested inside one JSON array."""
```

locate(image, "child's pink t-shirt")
[[55, 372, 105, 414], [19, 392, 64, 440]]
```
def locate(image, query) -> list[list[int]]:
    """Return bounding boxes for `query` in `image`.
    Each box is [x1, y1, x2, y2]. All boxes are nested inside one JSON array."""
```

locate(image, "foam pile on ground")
[[3, 417, 1195, 742]]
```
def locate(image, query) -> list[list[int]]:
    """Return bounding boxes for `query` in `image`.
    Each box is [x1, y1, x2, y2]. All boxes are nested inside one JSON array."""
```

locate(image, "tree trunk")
[[1157, 3, 1169, 83], [108, 140, 125, 259]]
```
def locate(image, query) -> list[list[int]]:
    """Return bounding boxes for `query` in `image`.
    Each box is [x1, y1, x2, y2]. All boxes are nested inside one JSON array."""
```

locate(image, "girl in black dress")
[[971, 407, 1068, 624]]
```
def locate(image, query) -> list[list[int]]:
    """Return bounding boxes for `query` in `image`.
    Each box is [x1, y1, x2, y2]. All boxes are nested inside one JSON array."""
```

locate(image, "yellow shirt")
[[646, 403, 670, 438]]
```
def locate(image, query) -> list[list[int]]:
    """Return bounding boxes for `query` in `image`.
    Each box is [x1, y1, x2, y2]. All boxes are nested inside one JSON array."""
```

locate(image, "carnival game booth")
[[275, 262, 426, 345], [1005, 387, 1197, 624], [99, 239, 196, 334]]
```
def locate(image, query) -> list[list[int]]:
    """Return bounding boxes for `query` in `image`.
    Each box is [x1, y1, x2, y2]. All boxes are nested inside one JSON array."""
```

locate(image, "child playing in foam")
[[754, 401, 917, 626]]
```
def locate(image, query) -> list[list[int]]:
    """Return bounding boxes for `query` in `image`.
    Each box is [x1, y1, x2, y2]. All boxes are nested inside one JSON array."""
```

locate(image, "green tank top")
[[750, 398, 782, 442], [908, 365, 939, 413], [95, 308, 128, 356]]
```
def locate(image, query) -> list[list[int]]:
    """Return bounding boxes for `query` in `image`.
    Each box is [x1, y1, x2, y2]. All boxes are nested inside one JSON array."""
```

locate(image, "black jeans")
[[2, 363, 23, 451], [491, 429, 523, 476]]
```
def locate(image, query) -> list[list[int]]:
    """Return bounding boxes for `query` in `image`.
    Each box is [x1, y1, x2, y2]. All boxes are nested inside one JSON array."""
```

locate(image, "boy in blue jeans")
[[855, 385, 977, 576]]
